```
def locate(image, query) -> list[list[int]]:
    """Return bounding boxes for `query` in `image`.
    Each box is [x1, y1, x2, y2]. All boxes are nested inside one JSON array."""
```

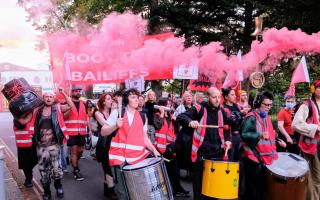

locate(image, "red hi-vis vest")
[[298, 100, 320, 155], [191, 105, 226, 162], [14, 122, 33, 148], [65, 101, 87, 136], [109, 110, 150, 166], [242, 112, 278, 165], [154, 113, 176, 154]]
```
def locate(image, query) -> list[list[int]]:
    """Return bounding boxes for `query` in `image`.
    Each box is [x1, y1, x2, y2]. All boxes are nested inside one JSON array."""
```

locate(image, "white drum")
[[122, 157, 173, 200]]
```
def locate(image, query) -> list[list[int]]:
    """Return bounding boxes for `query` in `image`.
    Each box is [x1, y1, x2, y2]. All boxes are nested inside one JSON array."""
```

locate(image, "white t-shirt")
[[106, 109, 148, 132]]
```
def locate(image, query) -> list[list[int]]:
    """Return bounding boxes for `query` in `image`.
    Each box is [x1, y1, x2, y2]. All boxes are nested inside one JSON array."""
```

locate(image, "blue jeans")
[[60, 144, 68, 170]]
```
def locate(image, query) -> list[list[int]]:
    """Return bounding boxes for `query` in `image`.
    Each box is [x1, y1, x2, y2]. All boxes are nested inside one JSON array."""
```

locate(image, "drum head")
[[266, 152, 309, 179], [123, 157, 162, 170]]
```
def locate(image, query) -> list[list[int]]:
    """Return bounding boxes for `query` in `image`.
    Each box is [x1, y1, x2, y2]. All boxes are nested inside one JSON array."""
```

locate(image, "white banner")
[[173, 62, 198, 80], [93, 84, 117, 93], [125, 77, 145, 92], [0, 71, 54, 93]]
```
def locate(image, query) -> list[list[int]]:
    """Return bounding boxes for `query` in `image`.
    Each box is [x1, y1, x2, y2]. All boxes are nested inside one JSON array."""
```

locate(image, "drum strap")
[[250, 146, 264, 168]]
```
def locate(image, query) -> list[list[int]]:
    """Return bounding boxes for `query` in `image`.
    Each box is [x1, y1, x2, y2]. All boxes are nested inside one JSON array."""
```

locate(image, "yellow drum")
[[202, 160, 239, 199]]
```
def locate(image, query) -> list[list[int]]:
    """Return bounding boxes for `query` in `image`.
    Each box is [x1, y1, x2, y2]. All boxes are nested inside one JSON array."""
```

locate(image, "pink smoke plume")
[[46, 12, 320, 85]]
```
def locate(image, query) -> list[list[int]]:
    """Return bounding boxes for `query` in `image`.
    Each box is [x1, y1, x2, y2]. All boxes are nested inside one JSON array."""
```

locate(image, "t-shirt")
[[106, 109, 148, 132], [73, 101, 80, 112], [277, 108, 294, 135], [39, 116, 57, 147]]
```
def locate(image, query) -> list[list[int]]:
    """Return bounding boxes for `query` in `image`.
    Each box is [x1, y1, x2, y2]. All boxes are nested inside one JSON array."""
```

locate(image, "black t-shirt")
[[39, 117, 57, 146], [74, 101, 80, 112], [198, 103, 225, 159]]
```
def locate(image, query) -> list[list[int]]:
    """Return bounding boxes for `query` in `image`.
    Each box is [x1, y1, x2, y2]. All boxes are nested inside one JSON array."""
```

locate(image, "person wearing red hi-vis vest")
[[240, 91, 280, 200], [177, 87, 232, 200], [13, 115, 38, 188], [64, 85, 91, 181], [100, 88, 160, 200], [154, 97, 191, 197], [292, 80, 320, 200]]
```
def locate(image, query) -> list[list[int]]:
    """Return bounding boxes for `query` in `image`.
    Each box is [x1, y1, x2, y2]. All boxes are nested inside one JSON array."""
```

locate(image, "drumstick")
[[197, 125, 220, 128], [118, 97, 123, 118], [162, 157, 171, 162]]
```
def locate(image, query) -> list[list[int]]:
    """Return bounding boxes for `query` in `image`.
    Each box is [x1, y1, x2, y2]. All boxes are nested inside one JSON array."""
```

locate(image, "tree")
[[19, 0, 320, 98]]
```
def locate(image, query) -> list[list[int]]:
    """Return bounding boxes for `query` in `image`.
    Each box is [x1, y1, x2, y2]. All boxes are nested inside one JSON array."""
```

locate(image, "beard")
[[72, 94, 81, 99]]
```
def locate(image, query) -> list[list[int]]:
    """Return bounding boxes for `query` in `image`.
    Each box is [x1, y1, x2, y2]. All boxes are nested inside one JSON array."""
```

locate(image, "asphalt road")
[[0, 112, 193, 200]]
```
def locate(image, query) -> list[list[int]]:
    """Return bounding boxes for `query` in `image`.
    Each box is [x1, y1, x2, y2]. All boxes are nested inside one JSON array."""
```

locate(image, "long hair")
[[97, 92, 113, 113]]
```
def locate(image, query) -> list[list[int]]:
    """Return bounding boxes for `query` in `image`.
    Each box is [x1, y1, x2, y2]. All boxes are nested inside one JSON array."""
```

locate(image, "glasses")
[[262, 103, 272, 107]]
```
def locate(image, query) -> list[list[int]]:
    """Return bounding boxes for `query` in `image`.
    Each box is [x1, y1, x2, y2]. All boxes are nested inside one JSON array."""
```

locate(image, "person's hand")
[[159, 106, 165, 116], [277, 139, 287, 148], [225, 141, 232, 149], [17, 112, 33, 125], [171, 115, 176, 121], [153, 149, 161, 157], [116, 118, 124, 128], [262, 131, 269, 140], [286, 135, 293, 144], [65, 135, 69, 140], [189, 121, 200, 128]]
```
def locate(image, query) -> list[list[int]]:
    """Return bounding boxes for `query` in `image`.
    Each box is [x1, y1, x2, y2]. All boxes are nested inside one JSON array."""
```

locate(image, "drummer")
[[100, 88, 160, 200], [240, 91, 279, 200], [177, 87, 231, 200]]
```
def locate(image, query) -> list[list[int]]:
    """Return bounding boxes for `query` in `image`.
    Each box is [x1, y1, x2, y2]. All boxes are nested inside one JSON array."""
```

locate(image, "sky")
[[0, 0, 49, 70]]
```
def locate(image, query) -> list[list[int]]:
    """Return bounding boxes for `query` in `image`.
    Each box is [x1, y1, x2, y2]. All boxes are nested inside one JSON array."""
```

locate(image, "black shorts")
[[67, 134, 86, 146]]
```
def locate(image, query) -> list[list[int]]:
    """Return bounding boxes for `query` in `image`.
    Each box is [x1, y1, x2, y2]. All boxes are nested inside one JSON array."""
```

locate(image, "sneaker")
[[174, 189, 191, 197], [73, 170, 84, 181]]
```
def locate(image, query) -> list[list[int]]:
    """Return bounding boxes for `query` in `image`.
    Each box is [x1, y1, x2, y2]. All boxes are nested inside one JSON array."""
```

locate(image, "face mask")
[[285, 102, 295, 109], [259, 111, 267, 118]]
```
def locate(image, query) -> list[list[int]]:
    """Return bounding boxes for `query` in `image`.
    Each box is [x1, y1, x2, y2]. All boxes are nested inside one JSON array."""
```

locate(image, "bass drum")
[[122, 157, 173, 200], [266, 152, 309, 200]]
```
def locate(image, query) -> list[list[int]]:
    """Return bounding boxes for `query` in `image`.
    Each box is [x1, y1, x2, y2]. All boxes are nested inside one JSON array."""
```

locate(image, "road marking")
[[0, 137, 43, 198]]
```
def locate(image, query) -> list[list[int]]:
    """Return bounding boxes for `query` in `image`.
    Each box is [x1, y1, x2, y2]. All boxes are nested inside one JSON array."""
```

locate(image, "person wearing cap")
[[277, 95, 299, 154], [292, 80, 320, 200], [64, 85, 91, 181]]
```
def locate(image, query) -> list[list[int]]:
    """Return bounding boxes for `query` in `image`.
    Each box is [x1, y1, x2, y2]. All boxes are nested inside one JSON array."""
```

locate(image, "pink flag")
[[285, 84, 295, 97], [291, 56, 310, 84], [286, 56, 310, 96]]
